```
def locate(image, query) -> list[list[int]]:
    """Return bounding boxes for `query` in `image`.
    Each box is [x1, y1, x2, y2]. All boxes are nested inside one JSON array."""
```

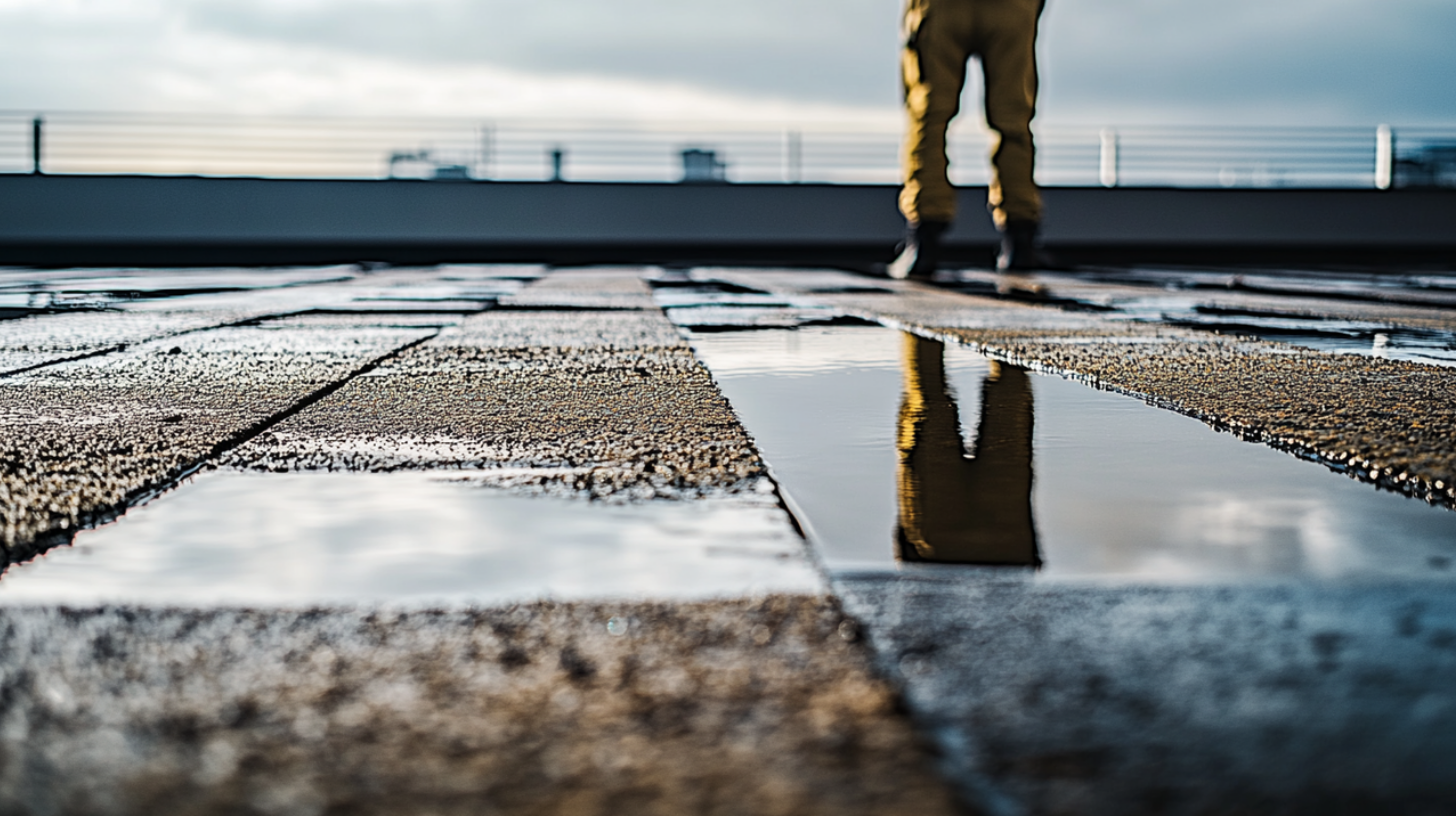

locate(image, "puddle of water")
[[0, 269, 361, 312], [0, 472, 821, 607], [687, 325, 1456, 582], [650, 278, 869, 331], [651, 287, 794, 311], [665, 307, 872, 332]]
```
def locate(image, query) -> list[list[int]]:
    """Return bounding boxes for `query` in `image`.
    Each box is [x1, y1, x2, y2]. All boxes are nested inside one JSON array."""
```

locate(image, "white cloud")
[[0, 0, 1453, 126]]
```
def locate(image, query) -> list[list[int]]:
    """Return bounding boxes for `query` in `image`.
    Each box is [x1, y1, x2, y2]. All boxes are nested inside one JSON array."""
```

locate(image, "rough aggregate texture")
[[1089, 281, 1456, 332], [0, 310, 272, 376], [0, 596, 964, 816], [0, 266, 970, 816], [0, 325, 432, 560], [227, 286, 769, 499], [0, 270, 413, 376], [837, 573, 1456, 816], [500, 268, 657, 310]]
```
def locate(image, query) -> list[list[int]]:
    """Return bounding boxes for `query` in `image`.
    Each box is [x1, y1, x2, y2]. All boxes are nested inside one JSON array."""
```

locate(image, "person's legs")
[[893, 0, 974, 279], [976, 0, 1043, 231], [976, 0, 1053, 270], [896, 333, 1039, 565], [899, 0, 972, 226]]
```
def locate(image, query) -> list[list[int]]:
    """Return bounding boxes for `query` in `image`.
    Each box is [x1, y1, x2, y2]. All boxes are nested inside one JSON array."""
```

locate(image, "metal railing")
[[3, 110, 1453, 188]]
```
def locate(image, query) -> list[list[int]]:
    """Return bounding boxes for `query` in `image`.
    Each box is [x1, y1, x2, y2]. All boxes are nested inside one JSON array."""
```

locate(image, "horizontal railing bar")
[[12, 110, 1456, 188]]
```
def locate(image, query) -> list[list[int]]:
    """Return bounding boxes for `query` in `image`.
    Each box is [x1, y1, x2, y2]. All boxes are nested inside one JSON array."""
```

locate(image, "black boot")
[[888, 220, 948, 280], [997, 220, 1056, 271]]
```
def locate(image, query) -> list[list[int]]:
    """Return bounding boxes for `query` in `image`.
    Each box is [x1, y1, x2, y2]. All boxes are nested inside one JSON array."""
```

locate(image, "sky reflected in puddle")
[[0, 472, 820, 606], [688, 326, 1456, 582]]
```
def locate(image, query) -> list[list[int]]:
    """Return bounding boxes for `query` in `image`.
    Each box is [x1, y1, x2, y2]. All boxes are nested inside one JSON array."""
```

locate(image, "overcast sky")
[[1, 0, 1453, 125]]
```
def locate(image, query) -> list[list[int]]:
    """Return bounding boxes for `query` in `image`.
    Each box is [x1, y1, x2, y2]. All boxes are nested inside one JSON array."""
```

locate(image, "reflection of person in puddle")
[[896, 333, 1040, 565]]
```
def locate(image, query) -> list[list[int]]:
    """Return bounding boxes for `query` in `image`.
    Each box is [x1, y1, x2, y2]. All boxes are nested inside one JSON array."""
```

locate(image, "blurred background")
[[1, 0, 1453, 185]]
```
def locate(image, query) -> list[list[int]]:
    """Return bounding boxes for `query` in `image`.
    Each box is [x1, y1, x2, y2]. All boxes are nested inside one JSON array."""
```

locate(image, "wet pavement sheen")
[[3, 263, 1456, 815], [0, 471, 819, 606], [687, 324, 1456, 580]]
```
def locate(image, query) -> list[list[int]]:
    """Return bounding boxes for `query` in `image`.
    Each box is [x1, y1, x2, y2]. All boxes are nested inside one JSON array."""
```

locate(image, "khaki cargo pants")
[[899, 0, 1045, 228], [896, 334, 1038, 565]]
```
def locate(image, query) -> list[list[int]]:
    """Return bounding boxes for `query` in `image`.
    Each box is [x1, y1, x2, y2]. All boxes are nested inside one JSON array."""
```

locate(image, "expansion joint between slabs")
[[126, 330, 442, 515], [0, 344, 130, 379], [0, 307, 337, 381]]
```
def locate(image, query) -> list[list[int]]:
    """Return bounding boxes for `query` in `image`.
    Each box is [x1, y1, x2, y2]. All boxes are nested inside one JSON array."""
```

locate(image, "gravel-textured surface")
[[0, 596, 964, 816], [8, 263, 1456, 816], [500, 268, 655, 310], [837, 572, 1456, 816], [0, 323, 433, 562], [227, 276, 769, 500], [0, 267, 967, 815]]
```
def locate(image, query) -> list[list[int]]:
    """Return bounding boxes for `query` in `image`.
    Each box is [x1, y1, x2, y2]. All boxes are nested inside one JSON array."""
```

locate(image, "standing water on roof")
[[0, 472, 820, 607], [687, 325, 1456, 580]]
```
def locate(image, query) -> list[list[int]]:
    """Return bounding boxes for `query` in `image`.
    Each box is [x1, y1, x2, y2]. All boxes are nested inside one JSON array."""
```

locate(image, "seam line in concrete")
[[0, 310, 314, 380], [14, 329, 440, 561]]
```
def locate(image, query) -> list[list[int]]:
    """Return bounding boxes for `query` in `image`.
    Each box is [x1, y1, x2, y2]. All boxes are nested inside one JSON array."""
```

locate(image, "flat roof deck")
[[1, 263, 1455, 814]]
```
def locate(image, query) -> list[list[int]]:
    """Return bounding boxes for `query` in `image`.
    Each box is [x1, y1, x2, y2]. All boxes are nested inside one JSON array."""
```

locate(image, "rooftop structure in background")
[[4, 111, 1454, 189], [1397, 142, 1456, 189], [680, 148, 728, 184]]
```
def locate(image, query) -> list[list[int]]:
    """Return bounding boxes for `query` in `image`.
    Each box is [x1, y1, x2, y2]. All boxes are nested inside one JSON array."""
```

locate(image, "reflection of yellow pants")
[[899, 0, 1044, 228], [897, 333, 1038, 565]]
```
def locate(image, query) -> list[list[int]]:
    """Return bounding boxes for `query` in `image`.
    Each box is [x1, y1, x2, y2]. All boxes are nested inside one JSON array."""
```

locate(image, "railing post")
[[1099, 128, 1119, 187], [1375, 124, 1394, 190], [549, 147, 565, 182], [31, 116, 43, 175], [786, 130, 803, 183], [477, 125, 495, 181]]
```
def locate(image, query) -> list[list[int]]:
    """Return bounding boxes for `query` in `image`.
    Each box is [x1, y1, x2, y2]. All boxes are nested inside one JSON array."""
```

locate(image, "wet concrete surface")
[[684, 325, 1456, 578], [0, 471, 820, 606], [942, 268, 1456, 367], [686, 267, 1456, 813], [0, 322, 434, 563], [0, 598, 960, 816], [0, 266, 965, 815], [3, 263, 1456, 813], [0, 265, 533, 376], [226, 297, 769, 500], [836, 575, 1456, 816], [716, 269, 1456, 508]]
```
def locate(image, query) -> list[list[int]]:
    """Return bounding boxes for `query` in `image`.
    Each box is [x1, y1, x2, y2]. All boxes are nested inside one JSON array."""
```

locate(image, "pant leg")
[[899, 0, 972, 225], [976, 0, 1044, 227], [896, 333, 1039, 566]]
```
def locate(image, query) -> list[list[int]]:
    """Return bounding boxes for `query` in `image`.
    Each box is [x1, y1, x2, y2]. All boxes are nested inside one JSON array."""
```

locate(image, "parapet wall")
[[2, 174, 1453, 268]]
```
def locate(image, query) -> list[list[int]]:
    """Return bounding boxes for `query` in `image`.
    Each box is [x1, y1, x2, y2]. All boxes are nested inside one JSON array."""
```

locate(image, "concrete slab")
[[691, 268, 1456, 813], [226, 278, 769, 500], [836, 573, 1456, 815], [5, 264, 1455, 815], [0, 267, 972, 814], [0, 322, 435, 562], [0, 598, 962, 816]]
